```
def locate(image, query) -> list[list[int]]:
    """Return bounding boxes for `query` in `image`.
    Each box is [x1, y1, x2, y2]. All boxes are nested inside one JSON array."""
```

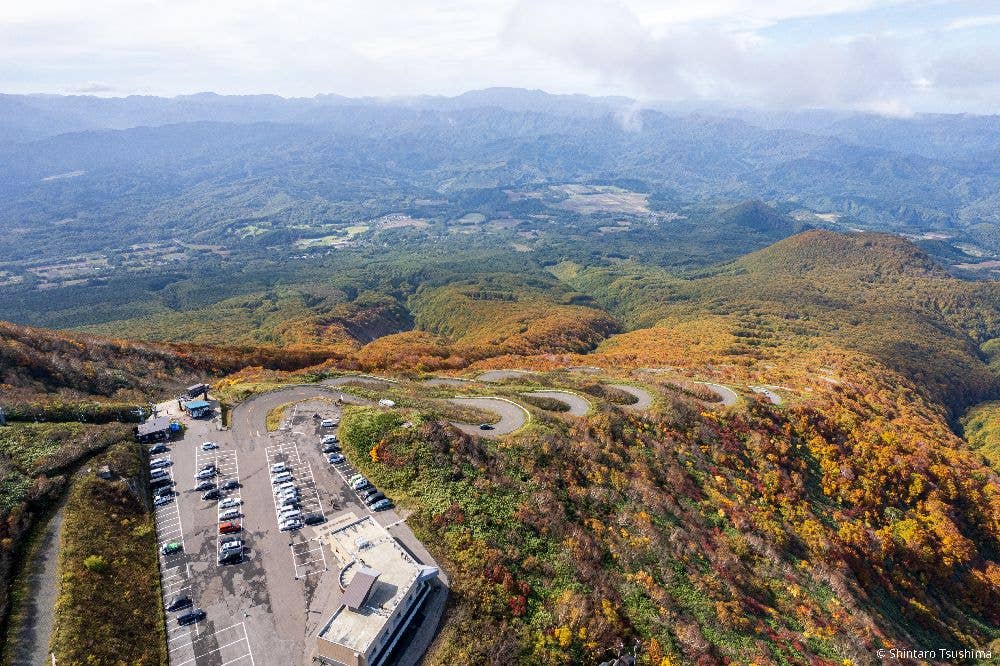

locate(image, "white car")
[[320, 418, 336, 428], [321, 435, 338, 444], [218, 497, 242, 509], [351, 477, 370, 491], [220, 539, 243, 553], [201, 441, 219, 451], [270, 462, 287, 474], [271, 472, 293, 484], [219, 509, 242, 522], [378, 399, 395, 407], [279, 518, 303, 532]]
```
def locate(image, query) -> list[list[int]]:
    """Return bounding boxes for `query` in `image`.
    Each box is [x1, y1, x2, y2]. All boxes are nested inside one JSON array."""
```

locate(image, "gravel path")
[[521, 390, 591, 416], [447, 397, 529, 437], [9, 505, 65, 666], [605, 384, 653, 410]]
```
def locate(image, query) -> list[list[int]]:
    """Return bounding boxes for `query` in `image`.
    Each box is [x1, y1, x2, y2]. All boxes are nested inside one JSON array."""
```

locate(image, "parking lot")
[[150, 386, 445, 664]]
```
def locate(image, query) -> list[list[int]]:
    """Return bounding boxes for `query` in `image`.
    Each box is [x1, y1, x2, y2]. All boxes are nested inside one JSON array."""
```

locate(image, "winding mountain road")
[[476, 369, 535, 382], [697, 382, 739, 406], [447, 397, 529, 437], [606, 384, 654, 410], [521, 390, 591, 416], [750, 386, 784, 405]]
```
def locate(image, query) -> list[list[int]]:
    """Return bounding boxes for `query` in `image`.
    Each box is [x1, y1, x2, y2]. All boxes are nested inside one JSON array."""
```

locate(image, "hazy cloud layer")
[[0, 0, 996, 113]]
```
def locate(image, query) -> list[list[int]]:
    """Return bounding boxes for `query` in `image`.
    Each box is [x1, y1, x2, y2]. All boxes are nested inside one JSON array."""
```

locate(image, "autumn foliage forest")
[[1, 229, 999, 664]]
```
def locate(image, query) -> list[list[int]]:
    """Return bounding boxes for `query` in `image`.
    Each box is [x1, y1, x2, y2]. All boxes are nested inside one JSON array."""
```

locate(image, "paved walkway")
[[9, 504, 65, 666]]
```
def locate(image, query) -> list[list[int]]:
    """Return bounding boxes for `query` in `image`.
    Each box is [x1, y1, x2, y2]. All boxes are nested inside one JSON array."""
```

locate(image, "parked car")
[[220, 479, 241, 491], [177, 609, 206, 626], [218, 550, 242, 565], [220, 538, 243, 553], [279, 518, 303, 531], [160, 542, 183, 555], [359, 487, 380, 500], [148, 443, 168, 454], [280, 497, 300, 508], [277, 487, 300, 499], [348, 474, 365, 485], [195, 468, 216, 480], [166, 595, 192, 612], [155, 487, 174, 498], [321, 442, 340, 453], [219, 509, 242, 522], [351, 477, 370, 491], [154, 495, 174, 507], [478, 423, 495, 431], [151, 477, 174, 490], [201, 441, 219, 451], [320, 418, 336, 427], [271, 472, 293, 484], [279, 507, 302, 518], [270, 462, 287, 474], [218, 497, 242, 509], [218, 521, 241, 534], [321, 434, 338, 445], [194, 480, 215, 491], [370, 498, 393, 512], [363, 492, 386, 507], [303, 513, 325, 525], [150, 469, 169, 480], [327, 453, 345, 464], [199, 462, 216, 473], [202, 489, 221, 501], [150, 458, 171, 469]]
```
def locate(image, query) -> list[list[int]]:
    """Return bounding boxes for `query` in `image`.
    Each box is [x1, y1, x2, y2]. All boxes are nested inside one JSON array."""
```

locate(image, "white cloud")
[[0, 0, 996, 112]]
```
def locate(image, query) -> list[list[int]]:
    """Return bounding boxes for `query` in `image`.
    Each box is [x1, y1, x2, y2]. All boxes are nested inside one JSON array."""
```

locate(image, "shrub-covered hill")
[[564, 230, 1000, 413], [338, 363, 999, 665], [0, 319, 339, 404]]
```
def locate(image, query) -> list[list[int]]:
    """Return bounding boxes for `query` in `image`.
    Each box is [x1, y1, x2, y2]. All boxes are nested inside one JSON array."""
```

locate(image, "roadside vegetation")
[[49, 440, 165, 665], [0, 422, 133, 659]]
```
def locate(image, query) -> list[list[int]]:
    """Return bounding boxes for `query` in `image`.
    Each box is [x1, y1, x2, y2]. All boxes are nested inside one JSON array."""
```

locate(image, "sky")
[[1, 0, 998, 114]]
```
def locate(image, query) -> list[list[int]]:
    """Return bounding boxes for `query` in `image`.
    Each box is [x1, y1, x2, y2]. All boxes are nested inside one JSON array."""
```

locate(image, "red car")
[[218, 521, 241, 534]]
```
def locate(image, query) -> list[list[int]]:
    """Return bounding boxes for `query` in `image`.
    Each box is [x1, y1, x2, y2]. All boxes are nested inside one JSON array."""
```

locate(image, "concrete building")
[[313, 514, 440, 666]]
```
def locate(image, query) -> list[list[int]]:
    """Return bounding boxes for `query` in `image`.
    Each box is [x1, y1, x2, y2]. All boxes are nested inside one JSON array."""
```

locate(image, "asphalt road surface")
[[476, 369, 535, 382], [151, 385, 444, 665], [605, 384, 654, 410], [448, 397, 529, 437], [750, 386, 784, 404], [521, 390, 591, 416], [697, 382, 739, 406]]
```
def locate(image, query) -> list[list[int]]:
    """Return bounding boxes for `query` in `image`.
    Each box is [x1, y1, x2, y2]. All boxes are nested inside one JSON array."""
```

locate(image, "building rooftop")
[[136, 415, 171, 436], [183, 399, 211, 410], [317, 514, 438, 656]]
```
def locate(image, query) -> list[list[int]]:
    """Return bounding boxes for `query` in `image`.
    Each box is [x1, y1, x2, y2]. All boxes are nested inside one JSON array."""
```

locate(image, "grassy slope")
[[49, 440, 165, 665], [565, 231, 1000, 413]]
